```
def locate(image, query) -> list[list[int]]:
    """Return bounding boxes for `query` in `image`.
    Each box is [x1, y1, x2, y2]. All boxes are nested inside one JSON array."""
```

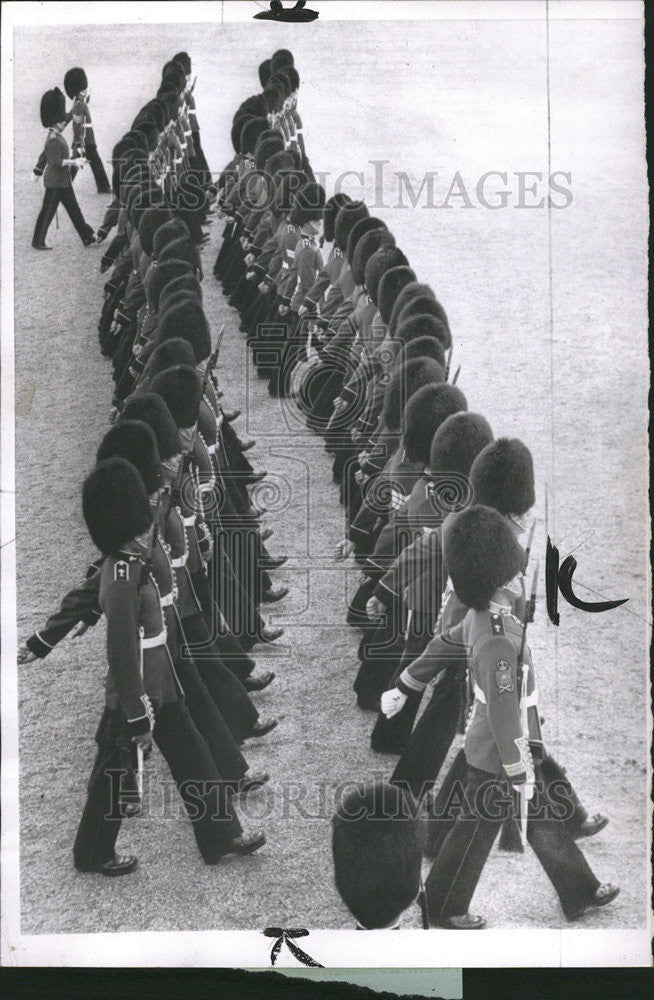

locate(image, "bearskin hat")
[[444, 505, 525, 610], [127, 185, 164, 229], [396, 313, 450, 350], [470, 438, 535, 517], [131, 118, 160, 152], [97, 420, 162, 497], [151, 365, 202, 429], [322, 193, 352, 243], [364, 245, 409, 307], [157, 238, 201, 274], [83, 458, 152, 557], [289, 181, 326, 227], [148, 260, 193, 312], [157, 84, 180, 110], [332, 781, 424, 929], [378, 266, 417, 325], [238, 94, 268, 118], [240, 116, 269, 156], [428, 412, 494, 479], [283, 65, 300, 92], [152, 218, 190, 258], [269, 71, 292, 97], [272, 48, 294, 71], [273, 170, 307, 215], [389, 282, 436, 334], [255, 135, 284, 171], [334, 201, 369, 252], [40, 87, 66, 128], [402, 383, 468, 465], [263, 150, 296, 179], [172, 51, 191, 75], [156, 270, 202, 305], [147, 338, 196, 380], [157, 299, 211, 363], [138, 207, 174, 258], [382, 357, 444, 433], [121, 392, 182, 462], [346, 216, 386, 265], [137, 99, 169, 132], [158, 284, 202, 319], [262, 84, 283, 114], [258, 58, 272, 88], [162, 66, 186, 94], [351, 228, 396, 286], [394, 335, 446, 371], [396, 296, 451, 349], [63, 67, 88, 99]]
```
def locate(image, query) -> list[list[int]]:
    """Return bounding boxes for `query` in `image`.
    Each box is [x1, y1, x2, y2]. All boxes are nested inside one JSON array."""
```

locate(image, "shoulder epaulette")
[[489, 613, 504, 636]]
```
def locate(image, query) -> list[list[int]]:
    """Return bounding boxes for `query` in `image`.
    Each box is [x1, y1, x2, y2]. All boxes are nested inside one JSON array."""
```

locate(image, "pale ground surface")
[[11, 15, 649, 934]]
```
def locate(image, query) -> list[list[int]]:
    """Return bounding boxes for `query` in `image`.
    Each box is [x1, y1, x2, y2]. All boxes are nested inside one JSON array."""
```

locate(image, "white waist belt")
[[182, 514, 196, 527], [141, 628, 168, 649], [474, 683, 538, 708], [207, 443, 217, 455], [171, 552, 188, 568], [160, 592, 175, 608]]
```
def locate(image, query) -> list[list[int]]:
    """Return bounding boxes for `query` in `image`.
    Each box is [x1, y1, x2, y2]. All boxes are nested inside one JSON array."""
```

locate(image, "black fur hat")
[[138, 206, 174, 257], [444, 505, 525, 610], [346, 216, 386, 265], [323, 193, 352, 243], [273, 170, 307, 215], [364, 245, 409, 307], [63, 67, 88, 99], [389, 282, 437, 334], [382, 357, 444, 433], [396, 296, 451, 349], [284, 65, 300, 91], [255, 135, 285, 170], [231, 113, 252, 152], [394, 335, 446, 370], [162, 66, 186, 94], [97, 420, 162, 496], [258, 58, 272, 87], [402, 383, 468, 465], [83, 458, 152, 557], [128, 185, 165, 229], [396, 313, 450, 349], [240, 116, 269, 156], [157, 299, 211, 363], [238, 94, 268, 118], [262, 84, 283, 114], [269, 70, 292, 97], [378, 266, 417, 325], [40, 87, 66, 128], [158, 283, 202, 318], [158, 237, 201, 273], [130, 118, 159, 152], [152, 218, 190, 258], [263, 150, 296, 179], [151, 365, 202, 429], [428, 411, 494, 478], [289, 181, 326, 227], [334, 201, 369, 252], [272, 49, 294, 71], [470, 438, 536, 517], [351, 228, 395, 286], [147, 338, 196, 380], [332, 781, 424, 929], [172, 51, 191, 75], [148, 260, 193, 312], [121, 392, 182, 461]]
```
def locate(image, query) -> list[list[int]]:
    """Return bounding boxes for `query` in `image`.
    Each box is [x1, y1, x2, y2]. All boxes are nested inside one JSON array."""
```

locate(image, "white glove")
[[381, 688, 407, 719], [32, 173, 41, 184], [17, 642, 37, 664], [366, 596, 386, 621], [334, 538, 354, 561]]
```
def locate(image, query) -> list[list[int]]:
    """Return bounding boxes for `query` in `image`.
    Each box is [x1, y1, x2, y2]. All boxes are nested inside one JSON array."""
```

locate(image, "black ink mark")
[[254, 1, 319, 22], [262, 927, 323, 967], [546, 535, 629, 626]]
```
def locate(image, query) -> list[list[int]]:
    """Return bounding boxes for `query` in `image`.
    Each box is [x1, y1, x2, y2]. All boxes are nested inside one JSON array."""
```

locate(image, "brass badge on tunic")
[[114, 560, 129, 581], [495, 658, 513, 694]]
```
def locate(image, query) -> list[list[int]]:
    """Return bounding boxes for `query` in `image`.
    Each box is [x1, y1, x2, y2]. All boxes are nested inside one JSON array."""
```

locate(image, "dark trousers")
[[73, 702, 242, 870], [424, 763, 600, 921], [32, 185, 93, 246], [84, 144, 111, 193], [391, 664, 464, 800]]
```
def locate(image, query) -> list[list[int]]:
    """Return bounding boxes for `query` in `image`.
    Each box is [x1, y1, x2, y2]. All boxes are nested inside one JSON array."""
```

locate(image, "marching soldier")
[[63, 67, 112, 194]]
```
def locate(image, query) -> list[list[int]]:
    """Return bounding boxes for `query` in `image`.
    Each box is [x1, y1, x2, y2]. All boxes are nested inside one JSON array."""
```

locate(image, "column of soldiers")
[[19, 51, 297, 875], [211, 49, 619, 929]]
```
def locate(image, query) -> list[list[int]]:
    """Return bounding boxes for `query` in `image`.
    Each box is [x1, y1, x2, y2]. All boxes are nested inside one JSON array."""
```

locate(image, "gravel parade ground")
[[10, 10, 649, 939]]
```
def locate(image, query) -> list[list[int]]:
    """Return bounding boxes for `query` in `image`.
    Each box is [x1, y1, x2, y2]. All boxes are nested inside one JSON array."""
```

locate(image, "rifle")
[[516, 558, 542, 847], [451, 364, 461, 385], [202, 323, 225, 397], [444, 343, 453, 380]]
